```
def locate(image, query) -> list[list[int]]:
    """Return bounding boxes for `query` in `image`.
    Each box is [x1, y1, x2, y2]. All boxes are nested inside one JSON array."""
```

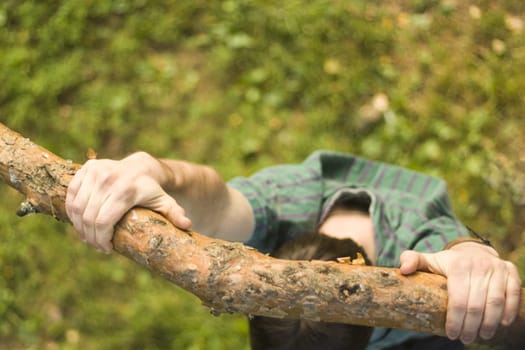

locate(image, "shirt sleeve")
[[408, 181, 469, 253], [373, 178, 469, 266], [228, 150, 469, 263], [227, 157, 325, 253]]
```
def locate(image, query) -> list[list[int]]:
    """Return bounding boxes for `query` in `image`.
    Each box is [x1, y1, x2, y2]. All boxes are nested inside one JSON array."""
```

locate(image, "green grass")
[[1, 1, 524, 348]]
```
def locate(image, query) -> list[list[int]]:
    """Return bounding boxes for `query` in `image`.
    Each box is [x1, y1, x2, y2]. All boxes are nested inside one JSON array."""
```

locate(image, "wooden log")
[[0, 122, 523, 346]]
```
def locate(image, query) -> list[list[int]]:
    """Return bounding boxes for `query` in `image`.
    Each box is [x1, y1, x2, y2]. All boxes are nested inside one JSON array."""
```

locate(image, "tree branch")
[[0, 122, 523, 346]]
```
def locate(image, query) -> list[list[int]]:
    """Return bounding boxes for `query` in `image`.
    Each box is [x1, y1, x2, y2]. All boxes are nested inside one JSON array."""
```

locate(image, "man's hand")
[[399, 243, 521, 345], [65, 152, 191, 253]]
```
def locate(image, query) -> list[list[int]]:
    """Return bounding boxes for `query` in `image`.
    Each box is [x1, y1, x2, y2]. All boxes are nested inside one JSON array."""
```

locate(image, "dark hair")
[[249, 233, 374, 350]]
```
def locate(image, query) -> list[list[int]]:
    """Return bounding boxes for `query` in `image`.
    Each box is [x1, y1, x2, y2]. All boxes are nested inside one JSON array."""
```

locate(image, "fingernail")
[[502, 316, 516, 326], [447, 331, 459, 340], [460, 335, 474, 344], [480, 330, 495, 340]]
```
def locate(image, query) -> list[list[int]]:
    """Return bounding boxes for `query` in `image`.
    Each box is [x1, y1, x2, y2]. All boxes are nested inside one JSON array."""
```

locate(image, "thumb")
[[140, 189, 192, 230], [399, 250, 431, 275], [155, 196, 192, 230], [134, 177, 193, 230]]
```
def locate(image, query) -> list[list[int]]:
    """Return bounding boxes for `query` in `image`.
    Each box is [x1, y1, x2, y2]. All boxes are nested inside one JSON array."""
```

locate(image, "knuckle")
[[508, 286, 522, 298], [486, 295, 505, 308], [130, 151, 150, 161], [449, 301, 465, 312], [126, 185, 138, 200], [497, 260, 512, 275], [112, 180, 136, 199], [94, 216, 111, 229], [456, 258, 474, 272], [83, 159, 96, 167], [82, 212, 95, 225], [100, 172, 118, 188], [69, 203, 84, 216], [83, 159, 102, 172], [507, 262, 521, 280], [466, 305, 483, 317], [473, 259, 492, 273], [449, 299, 467, 312], [66, 183, 78, 198], [493, 260, 507, 273], [506, 261, 518, 272]]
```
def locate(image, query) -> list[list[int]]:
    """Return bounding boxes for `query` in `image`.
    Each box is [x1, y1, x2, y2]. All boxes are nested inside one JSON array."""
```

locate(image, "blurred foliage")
[[0, 0, 524, 349]]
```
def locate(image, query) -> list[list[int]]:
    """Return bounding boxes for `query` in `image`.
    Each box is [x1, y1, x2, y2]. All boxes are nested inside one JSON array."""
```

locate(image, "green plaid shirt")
[[227, 150, 468, 349]]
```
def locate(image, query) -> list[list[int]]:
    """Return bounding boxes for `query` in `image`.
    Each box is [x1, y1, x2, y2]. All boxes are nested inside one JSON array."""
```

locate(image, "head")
[[249, 233, 373, 350]]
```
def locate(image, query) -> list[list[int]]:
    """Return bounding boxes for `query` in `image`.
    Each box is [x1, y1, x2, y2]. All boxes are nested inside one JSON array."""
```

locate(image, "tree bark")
[[0, 122, 523, 346]]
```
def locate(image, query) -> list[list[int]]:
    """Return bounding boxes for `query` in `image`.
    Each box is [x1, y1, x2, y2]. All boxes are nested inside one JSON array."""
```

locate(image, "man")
[[248, 233, 374, 350], [65, 150, 521, 349]]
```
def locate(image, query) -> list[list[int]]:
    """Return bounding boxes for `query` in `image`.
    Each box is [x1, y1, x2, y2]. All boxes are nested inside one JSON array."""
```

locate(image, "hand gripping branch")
[[0, 123, 523, 347]]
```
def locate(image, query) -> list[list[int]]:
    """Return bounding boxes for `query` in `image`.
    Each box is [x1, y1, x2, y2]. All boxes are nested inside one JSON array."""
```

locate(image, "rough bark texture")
[[0, 122, 523, 346]]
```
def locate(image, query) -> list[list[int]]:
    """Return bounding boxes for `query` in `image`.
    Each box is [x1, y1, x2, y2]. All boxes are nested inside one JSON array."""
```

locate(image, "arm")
[[385, 177, 521, 345], [65, 152, 254, 253], [157, 157, 254, 241], [400, 238, 521, 345]]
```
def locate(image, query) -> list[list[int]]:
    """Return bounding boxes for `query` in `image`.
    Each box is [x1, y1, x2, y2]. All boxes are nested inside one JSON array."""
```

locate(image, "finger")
[[157, 197, 192, 229], [399, 250, 422, 274], [502, 262, 522, 326], [80, 166, 127, 250], [458, 261, 489, 344], [399, 250, 434, 275], [81, 186, 108, 251], [94, 195, 132, 254], [65, 164, 88, 219], [68, 170, 97, 241], [92, 180, 149, 253], [479, 264, 506, 340], [446, 260, 472, 340]]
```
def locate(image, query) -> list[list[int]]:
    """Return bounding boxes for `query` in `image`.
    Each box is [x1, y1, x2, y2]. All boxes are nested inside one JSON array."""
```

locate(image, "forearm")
[[156, 158, 232, 235], [134, 153, 252, 240], [400, 234, 521, 344], [67, 151, 254, 251]]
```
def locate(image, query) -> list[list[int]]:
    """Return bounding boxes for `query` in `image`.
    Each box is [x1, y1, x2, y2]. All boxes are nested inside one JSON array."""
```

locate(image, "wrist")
[[126, 152, 170, 184], [444, 225, 497, 257], [446, 239, 499, 257]]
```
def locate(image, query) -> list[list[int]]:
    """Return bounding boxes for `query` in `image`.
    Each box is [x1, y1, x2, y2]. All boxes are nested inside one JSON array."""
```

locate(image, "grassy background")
[[0, 1, 524, 349]]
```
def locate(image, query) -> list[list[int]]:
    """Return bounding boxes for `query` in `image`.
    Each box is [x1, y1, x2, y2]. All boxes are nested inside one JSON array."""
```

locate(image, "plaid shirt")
[[227, 150, 468, 349], [228, 150, 467, 267]]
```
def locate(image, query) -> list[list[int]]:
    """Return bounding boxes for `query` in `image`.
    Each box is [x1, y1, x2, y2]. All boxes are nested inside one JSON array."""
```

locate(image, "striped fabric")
[[228, 150, 468, 267], [227, 150, 469, 349]]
